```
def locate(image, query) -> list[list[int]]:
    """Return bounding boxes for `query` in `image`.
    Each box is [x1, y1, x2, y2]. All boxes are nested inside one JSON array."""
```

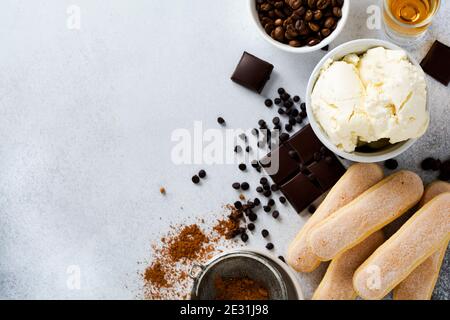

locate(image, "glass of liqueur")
[[383, 0, 441, 45]]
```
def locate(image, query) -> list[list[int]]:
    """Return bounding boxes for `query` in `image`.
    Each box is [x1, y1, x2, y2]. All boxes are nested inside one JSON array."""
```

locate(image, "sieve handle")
[[188, 262, 205, 280]]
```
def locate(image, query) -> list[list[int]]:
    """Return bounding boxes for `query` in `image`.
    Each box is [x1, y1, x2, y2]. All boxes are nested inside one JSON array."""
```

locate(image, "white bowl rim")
[[248, 0, 350, 53], [305, 38, 429, 163]]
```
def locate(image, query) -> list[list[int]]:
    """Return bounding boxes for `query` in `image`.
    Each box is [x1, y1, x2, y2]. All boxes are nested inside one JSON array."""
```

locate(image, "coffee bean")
[[384, 159, 398, 170], [295, 116, 303, 124], [324, 16, 336, 28], [265, 99, 273, 107], [263, 184, 271, 191], [217, 117, 225, 125], [300, 110, 307, 118], [263, 205, 271, 213], [308, 22, 320, 32], [317, 0, 330, 10], [313, 10, 323, 20], [278, 88, 285, 95], [198, 170, 206, 178], [247, 223, 255, 231], [263, 190, 272, 197], [232, 182, 241, 190], [333, 6, 342, 17], [192, 175, 200, 184], [253, 198, 261, 206], [278, 108, 285, 115], [261, 229, 269, 238], [321, 28, 331, 37], [289, 40, 302, 47], [279, 196, 287, 204], [256, 186, 263, 193], [284, 100, 293, 108], [308, 205, 316, 214], [251, 160, 260, 168], [234, 201, 243, 209], [239, 163, 247, 171], [293, 95, 300, 102], [272, 210, 280, 219], [234, 145, 242, 153], [272, 117, 280, 125], [285, 123, 293, 132], [241, 233, 249, 243], [300, 102, 306, 111], [273, 26, 285, 41], [241, 182, 250, 190], [268, 199, 275, 206], [266, 243, 274, 250], [274, 98, 282, 105], [271, 184, 279, 192], [281, 93, 290, 101], [249, 213, 258, 222], [307, 37, 321, 46], [431, 159, 441, 171], [308, 0, 317, 9], [289, 116, 297, 124]]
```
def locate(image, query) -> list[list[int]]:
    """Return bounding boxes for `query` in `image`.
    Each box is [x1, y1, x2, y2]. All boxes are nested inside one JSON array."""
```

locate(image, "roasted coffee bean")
[[247, 223, 255, 231], [256, 186, 263, 193], [384, 159, 399, 170], [261, 229, 269, 238], [305, 9, 313, 21], [239, 163, 247, 171], [241, 232, 249, 242], [272, 210, 280, 219], [265, 99, 273, 107], [278, 108, 285, 115], [307, 37, 321, 46], [333, 6, 342, 17], [295, 20, 309, 35], [313, 10, 323, 20], [285, 123, 293, 132], [324, 16, 336, 28], [317, 0, 330, 10], [285, 25, 299, 40], [288, 0, 302, 10], [289, 116, 297, 124], [321, 28, 331, 37], [268, 199, 275, 206], [198, 169, 206, 178], [234, 201, 243, 209], [294, 6, 306, 17], [217, 117, 225, 125], [263, 205, 271, 213], [249, 212, 258, 222], [293, 95, 301, 102], [289, 39, 302, 47], [284, 100, 293, 108], [253, 198, 261, 206], [281, 92, 291, 101], [308, 22, 320, 32], [272, 26, 285, 41], [300, 110, 307, 118], [192, 175, 200, 184], [308, 0, 318, 9], [266, 243, 274, 250], [278, 87, 285, 95], [241, 182, 250, 190], [279, 196, 287, 204], [295, 116, 303, 124], [274, 98, 282, 105], [272, 117, 280, 125], [232, 182, 241, 190], [264, 22, 275, 34], [263, 184, 270, 191], [263, 190, 272, 197], [260, 3, 272, 11], [300, 102, 306, 111], [260, 177, 268, 185], [274, 1, 284, 9]]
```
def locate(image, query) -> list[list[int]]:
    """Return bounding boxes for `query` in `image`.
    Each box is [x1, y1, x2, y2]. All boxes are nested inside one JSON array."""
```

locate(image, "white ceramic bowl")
[[305, 38, 429, 163], [249, 0, 349, 53]]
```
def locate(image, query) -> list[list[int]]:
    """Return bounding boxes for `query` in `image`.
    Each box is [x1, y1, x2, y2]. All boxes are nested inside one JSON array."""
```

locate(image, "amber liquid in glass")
[[384, 0, 439, 36]]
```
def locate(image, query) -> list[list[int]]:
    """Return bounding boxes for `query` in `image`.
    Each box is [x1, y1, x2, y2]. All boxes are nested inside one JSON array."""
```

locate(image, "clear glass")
[[382, 0, 441, 46]]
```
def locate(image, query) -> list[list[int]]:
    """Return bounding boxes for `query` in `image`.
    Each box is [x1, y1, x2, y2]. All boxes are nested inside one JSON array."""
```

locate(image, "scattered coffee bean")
[[265, 99, 273, 107], [384, 159, 399, 170], [281, 93, 290, 101], [288, 150, 299, 160], [217, 117, 225, 125], [295, 116, 303, 124], [280, 133, 290, 142], [274, 98, 282, 105], [308, 205, 316, 214], [263, 205, 271, 213], [232, 182, 241, 190], [272, 117, 280, 125], [192, 175, 200, 184], [238, 163, 247, 171], [234, 145, 242, 153], [241, 182, 250, 190], [266, 243, 274, 250], [247, 223, 255, 231], [260, 177, 268, 185], [278, 108, 285, 115], [293, 95, 300, 102], [263, 184, 271, 191], [285, 123, 293, 132], [234, 201, 243, 209], [254, 198, 261, 206], [272, 210, 280, 219], [261, 229, 269, 238], [268, 199, 275, 206], [241, 232, 249, 243], [271, 184, 279, 192], [263, 190, 272, 197], [256, 186, 264, 193], [258, 119, 266, 127], [198, 169, 206, 178], [278, 88, 285, 95], [249, 212, 258, 221], [300, 102, 306, 111], [300, 110, 307, 118], [279, 196, 287, 204]]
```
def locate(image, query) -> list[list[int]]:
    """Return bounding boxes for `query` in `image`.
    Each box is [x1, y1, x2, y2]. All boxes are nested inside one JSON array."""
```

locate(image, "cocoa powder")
[[214, 276, 269, 300]]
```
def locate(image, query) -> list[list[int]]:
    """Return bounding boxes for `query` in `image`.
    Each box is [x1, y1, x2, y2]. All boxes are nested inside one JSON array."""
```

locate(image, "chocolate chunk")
[[280, 172, 323, 213], [287, 125, 323, 163], [261, 145, 299, 185], [421, 41, 450, 86], [439, 160, 450, 181], [308, 155, 345, 190], [231, 52, 274, 93]]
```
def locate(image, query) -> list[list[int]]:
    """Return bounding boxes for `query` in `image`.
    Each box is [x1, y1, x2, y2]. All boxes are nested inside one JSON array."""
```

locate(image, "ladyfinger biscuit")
[[312, 231, 385, 300], [353, 193, 450, 300], [286, 163, 384, 272], [308, 171, 423, 261], [393, 181, 450, 300]]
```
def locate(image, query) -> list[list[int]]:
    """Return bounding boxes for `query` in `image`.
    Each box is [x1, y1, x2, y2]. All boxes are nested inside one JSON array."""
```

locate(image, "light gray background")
[[0, 0, 448, 299]]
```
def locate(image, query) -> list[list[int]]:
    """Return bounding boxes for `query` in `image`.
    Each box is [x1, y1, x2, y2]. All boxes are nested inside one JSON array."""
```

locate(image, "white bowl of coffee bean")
[[250, 0, 349, 53]]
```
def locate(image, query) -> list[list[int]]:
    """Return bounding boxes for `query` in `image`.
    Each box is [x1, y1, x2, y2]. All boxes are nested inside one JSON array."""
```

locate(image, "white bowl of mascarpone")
[[306, 39, 429, 163]]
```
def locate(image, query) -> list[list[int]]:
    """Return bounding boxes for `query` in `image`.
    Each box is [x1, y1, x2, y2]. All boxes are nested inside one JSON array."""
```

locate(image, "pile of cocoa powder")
[[142, 206, 245, 299]]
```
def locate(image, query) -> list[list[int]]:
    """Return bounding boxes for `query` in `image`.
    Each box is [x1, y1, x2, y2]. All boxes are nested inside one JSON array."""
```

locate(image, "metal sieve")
[[189, 250, 302, 300]]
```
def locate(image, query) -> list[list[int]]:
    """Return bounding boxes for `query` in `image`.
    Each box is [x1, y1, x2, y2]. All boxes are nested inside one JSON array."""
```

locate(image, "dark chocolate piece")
[[280, 172, 323, 213], [230, 52, 274, 93], [287, 125, 323, 164], [421, 40, 450, 86], [262, 124, 346, 213]]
